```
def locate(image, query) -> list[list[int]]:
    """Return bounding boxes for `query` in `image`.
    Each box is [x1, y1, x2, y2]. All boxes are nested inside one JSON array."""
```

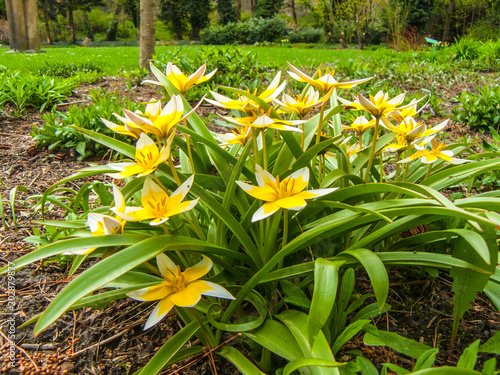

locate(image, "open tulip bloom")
[[399, 139, 470, 165], [222, 109, 304, 132], [122, 96, 195, 140], [113, 176, 199, 225], [108, 133, 170, 179], [236, 165, 337, 222], [339, 91, 419, 119], [144, 62, 217, 94], [218, 126, 252, 147], [205, 71, 286, 114], [273, 87, 324, 118], [287, 62, 372, 95], [64, 213, 123, 255], [101, 113, 143, 139], [127, 254, 234, 330]]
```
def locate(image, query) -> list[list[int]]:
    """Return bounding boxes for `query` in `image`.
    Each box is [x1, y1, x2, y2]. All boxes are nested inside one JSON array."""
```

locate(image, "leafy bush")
[[452, 85, 500, 131], [31, 88, 143, 159], [37, 62, 103, 78], [451, 36, 481, 61], [201, 17, 289, 45], [288, 26, 323, 43], [0, 72, 77, 116]]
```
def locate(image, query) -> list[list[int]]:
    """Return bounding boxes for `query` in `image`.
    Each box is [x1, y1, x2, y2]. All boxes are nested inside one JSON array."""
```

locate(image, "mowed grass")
[[0, 45, 386, 74]]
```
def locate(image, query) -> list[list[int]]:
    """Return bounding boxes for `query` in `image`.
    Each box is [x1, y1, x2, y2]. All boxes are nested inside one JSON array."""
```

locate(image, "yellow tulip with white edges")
[[236, 165, 337, 222], [128, 253, 234, 330], [107, 133, 170, 179], [205, 71, 286, 114], [113, 176, 199, 226], [287, 62, 372, 95], [399, 139, 471, 165], [144, 62, 217, 94]]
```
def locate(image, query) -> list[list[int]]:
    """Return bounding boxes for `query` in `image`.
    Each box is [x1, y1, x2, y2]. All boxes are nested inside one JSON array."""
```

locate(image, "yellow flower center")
[[164, 265, 186, 293], [146, 195, 169, 217], [137, 147, 157, 168], [267, 175, 297, 199]]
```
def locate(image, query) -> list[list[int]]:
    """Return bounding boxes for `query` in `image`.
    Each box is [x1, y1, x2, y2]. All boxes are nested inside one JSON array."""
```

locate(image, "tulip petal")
[[157, 253, 178, 278], [144, 296, 174, 330], [183, 256, 212, 284], [200, 281, 235, 300]]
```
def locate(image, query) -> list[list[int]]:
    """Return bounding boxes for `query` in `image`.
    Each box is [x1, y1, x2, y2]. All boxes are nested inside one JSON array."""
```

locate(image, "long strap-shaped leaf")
[[138, 320, 200, 375]]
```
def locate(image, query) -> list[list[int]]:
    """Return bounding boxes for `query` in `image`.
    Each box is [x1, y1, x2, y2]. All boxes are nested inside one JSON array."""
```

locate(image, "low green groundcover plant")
[[3, 59, 500, 374]]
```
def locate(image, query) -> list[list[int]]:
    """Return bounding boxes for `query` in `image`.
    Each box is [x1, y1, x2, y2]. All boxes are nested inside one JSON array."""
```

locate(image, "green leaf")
[[10, 185, 27, 231], [382, 363, 410, 375], [244, 318, 303, 361], [337, 249, 388, 312], [308, 259, 344, 346], [479, 331, 500, 354], [74, 126, 135, 158], [0, 235, 149, 275], [450, 229, 497, 343], [217, 346, 266, 375], [409, 367, 481, 375], [331, 320, 371, 355], [356, 356, 378, 375], [457, 340, 480, 370], [363, 325, 431, 359], [413, 349, 439, 371], [138, 320, 200, 375], [284, 358, 346, 375]]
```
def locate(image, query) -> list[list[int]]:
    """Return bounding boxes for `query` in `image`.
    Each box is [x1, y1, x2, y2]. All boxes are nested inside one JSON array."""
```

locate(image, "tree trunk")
[[290, 0, 297, 24], [191, 24, 200, 40], [41, 1, 53, 44], [442, 0, 455, 43], [68, 7, 76, 44], [83, 11, 94, 41], [235, 0, 241, 20], [5, 0, 40, 51], [140, 0, 156, 69]]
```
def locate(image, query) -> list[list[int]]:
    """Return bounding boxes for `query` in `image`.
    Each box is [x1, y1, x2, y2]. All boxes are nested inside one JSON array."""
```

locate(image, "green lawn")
[[0, 45, 400, 74]]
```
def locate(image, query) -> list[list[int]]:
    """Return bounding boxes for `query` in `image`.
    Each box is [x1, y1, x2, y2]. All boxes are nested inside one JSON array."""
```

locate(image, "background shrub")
[[288, 26, 323, 43]]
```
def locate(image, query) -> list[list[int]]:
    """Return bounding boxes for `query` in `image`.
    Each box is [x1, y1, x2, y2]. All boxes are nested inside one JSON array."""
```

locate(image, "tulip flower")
[[222, 108, 304, 133], [236, 165, 337, 222], [113, 176, 199, 225], [122, 96, 187, 140], [339, 91, 416, 119], [101, 114, 143, 139], [273, 87, 324, 118], [108, 133, 170, 179], [64, 213, 123, 255], [128, 253, 234, 329], [205, 71, 286, 114], [287, 62, 372, 95], [343, 116, 376, 137], [399, 139, 470, 165], [144, 62, 217, 94], [218, 126, 252, 147]]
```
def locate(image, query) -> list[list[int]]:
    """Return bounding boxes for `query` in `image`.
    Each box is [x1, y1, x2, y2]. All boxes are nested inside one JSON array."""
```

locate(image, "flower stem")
[[262, 129, 267, 171], [251, 127, 259, 169], [183, 119, 195, 173], [315, 102, 326, 146], [404, 142, 412, 181], [424, 163, 433, 180], [190, 307, 216, 348], [168, 156, 181, 185], [364, 117, 380, 182], [281, 209, 288, 250]]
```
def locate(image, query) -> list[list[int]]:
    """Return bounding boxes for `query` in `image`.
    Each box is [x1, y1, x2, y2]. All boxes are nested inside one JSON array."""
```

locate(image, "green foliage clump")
[[288, 26, 324, 43], [31, 88, 143, 159], [37, 62, 103, 78], [452, 85, 500, 132], [201, 17, 289, 45], [0, 72, 77, 116]]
